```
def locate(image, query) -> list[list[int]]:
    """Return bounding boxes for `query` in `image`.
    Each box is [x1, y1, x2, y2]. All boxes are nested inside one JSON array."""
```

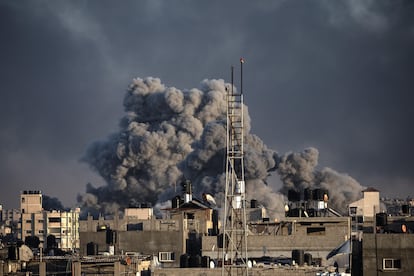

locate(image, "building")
[[19, 190, 80, 251], [79, 184, 351, 271], [362, 217, 414, 275], [1, 208, 21, 237], [348, 187, 414, 275]]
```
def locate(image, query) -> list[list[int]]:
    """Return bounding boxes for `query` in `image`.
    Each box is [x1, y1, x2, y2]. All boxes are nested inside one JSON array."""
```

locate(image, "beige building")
[[349, 187, 381, 219], [348, 187, 382, 238], [19, 190, 80, 251]]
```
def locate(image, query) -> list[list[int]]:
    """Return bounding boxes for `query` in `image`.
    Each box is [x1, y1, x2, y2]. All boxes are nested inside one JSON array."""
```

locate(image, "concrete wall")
[[363, 233, 414, 275], [79, 216, 179, 232], [202, 217, 350, 267], [80, 231, 184, 267], [153, 267, 319, 276]]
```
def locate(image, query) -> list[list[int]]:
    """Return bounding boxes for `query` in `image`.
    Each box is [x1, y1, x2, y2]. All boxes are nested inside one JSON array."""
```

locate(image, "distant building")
[[349, 187, 381, 218], [18, 190, 80, 251], [1, 207, 21, 238]]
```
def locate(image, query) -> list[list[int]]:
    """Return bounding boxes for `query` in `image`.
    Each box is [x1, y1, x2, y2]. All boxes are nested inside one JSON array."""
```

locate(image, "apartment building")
[[19, 190, 80, 251]]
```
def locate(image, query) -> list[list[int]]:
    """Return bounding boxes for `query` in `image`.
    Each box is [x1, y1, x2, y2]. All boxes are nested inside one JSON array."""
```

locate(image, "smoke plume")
[[80, 77, 364, 218], [277, 148, 365, 214]]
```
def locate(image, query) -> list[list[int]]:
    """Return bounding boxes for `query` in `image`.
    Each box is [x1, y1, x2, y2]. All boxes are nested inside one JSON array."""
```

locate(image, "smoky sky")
[[1, 0, 414, 210]]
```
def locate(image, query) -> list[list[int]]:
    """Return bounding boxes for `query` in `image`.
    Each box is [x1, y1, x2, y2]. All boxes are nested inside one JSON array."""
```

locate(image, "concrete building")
[[362, 216, 414, 275], [79, 199, 214, 268], [19, 191, 43, 243], [347, 187, 414, 275], [349, 187, 381, 220], [202, 216, 350, 267], [19, 191, 80, 251], [0, 208, 20, 237], [45, 209, 80, 251]]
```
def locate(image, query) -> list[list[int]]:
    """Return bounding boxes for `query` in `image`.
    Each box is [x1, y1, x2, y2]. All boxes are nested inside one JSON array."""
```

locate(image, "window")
[[383, 258, 401, 270], [38, 220, 44, 223], [158, 252, 175, 262], [26, 220, 32, 223], [22, 197, 25, 203], [49, 217, 61, 223], [39, 230, 44, 234], [307, 227, 326, 235], [349, 207, 357, 215], [26, 230, 32, 234]]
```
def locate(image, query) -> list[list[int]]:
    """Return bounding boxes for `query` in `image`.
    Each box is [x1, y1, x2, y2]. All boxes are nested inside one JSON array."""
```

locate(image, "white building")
[[19, 190, 80, 251]]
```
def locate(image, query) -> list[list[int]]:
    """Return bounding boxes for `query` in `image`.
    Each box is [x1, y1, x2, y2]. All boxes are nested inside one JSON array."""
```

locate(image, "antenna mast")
[[221, 58, 249, 276]]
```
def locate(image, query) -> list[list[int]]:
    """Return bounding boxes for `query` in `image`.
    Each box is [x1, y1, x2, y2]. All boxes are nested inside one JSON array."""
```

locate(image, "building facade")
[[19, 191, 80, 251]]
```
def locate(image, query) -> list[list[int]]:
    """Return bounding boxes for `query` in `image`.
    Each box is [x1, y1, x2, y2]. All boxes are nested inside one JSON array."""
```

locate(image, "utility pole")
[[221, 58, 249, 276]]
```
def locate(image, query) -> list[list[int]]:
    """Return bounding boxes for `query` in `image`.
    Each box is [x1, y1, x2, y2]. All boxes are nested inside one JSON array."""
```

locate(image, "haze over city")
[[1, 1, 413, 212]]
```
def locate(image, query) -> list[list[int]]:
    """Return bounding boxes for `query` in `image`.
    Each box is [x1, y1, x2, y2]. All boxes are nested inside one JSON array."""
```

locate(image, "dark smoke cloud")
[[277, 148, 365, 214], [80, 77, 364, 218], [80, 78, 277, 216], [42, 195, 66, 212]]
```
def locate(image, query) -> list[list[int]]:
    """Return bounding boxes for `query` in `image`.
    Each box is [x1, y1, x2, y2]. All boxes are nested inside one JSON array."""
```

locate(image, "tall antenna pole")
[[221, 58, 249, 276]]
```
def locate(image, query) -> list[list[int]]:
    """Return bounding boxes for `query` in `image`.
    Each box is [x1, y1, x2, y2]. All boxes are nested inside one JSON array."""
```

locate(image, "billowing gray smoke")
[[80, 77, 278, 216], [80, 77, 364, 218], [277, 148, 365, 214]]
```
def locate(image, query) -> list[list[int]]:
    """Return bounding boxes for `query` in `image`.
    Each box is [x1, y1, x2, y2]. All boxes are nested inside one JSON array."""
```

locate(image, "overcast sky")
[[1, 0, 413, 209]]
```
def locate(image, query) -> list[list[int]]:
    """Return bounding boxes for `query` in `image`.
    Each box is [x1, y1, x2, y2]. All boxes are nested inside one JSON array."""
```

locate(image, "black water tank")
[[189, 254, 201, 267], [106, 229, 114, 244], [212, 209, 219, 236], [304, 188, 314, 201], [201, 256, 210, 268], [180, 254, 189, 268], [376, 213, 388, 227], [292, 249, 305, 266], [217, 234, 224, 248], [402, 204, 410, 214], [172, 196, 181, 208], [8, 246, 19, 260], [86, 242, 98, 255], [304, 253, 312, 265], [251, 199, 258, 208], [288, 190, 301, 202]]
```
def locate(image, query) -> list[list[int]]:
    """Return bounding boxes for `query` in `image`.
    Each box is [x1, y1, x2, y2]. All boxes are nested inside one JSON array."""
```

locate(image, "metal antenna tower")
[[221, 58, 249, 276]]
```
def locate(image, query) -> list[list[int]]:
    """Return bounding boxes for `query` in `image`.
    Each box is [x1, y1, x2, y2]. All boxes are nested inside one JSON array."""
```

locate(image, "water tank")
[[180, 254, 189, 268], [251, 199, 258, 208], [201, 256, 210, 268], [106, 229, 114, 244], [172, 196, 181, 209], [288, 190, 301, 202], [376, 213, 388, 227], [86, 242, 98, 255], [304, 188, 314, 201], [189, 254, 201, 267], [212, 210, 219, 236], [8, 246, 19, 260], [292, 249, 305, 266], [402, 204, 410, 214], [304, 253, 312, 265]]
